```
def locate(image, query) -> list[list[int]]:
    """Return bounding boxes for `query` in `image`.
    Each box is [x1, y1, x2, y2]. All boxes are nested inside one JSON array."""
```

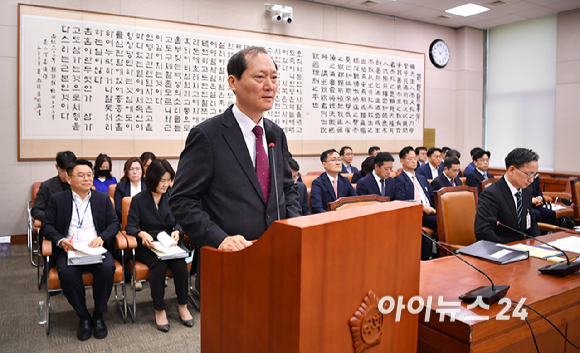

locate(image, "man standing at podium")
[[170, 47, 300, 257]]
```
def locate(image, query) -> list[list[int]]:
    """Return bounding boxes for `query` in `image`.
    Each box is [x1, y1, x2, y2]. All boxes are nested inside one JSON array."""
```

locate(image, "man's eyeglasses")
[[326, 158, 342, 163], [516, 168, 539, 180], [71, 173, 93, 179]]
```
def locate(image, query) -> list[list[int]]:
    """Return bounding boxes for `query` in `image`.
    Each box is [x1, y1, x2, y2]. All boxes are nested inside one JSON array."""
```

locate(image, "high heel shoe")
[[177, 307, 194, 327], [155, 312, 170, 332]]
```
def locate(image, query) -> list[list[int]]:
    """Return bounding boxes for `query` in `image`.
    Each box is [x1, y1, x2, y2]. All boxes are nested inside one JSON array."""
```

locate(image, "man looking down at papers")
[[474, 148, 541, 244], [42, 159, 119, 341]]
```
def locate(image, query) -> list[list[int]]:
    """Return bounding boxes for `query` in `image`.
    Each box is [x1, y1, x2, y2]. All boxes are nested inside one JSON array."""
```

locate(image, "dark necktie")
[[380, 179, 386, 196], [451, 178, 455, 187], [515, 190, 522, 228], [252, 125, 270, 204]]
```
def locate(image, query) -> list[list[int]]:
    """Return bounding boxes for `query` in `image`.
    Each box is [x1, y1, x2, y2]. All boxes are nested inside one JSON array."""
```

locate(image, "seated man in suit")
[[474, 148, 541, 243], [394, 146, 437, 233], [311, 149, 356, 213], [437, 149, 463, 177], [528, 176, 557, 226], [31, 151, 77, 222], [41, 159, 119, 341], [356, 152, 396, 199], [415, 147, 442, 181], [464, 147, 483, 177], [431, 157, 463, 191], [466, 149, 493, 191], [340, 146, 359, 174], [414, 146, 428, 169], [368, 146, 381, 157], [289, 158, 311, 216]]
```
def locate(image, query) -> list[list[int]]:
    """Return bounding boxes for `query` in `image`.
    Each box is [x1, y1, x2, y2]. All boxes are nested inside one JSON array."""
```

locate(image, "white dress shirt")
[[58, 190, 98, 246], [403, 170, 431, 207], [130, 181, 142, 197], [232, 104, 268, 168], [429, 163, 439, 179]]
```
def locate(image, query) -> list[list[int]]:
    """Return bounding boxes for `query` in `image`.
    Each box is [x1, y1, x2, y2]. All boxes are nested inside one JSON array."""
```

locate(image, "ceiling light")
[[445, 3, 490, 17]]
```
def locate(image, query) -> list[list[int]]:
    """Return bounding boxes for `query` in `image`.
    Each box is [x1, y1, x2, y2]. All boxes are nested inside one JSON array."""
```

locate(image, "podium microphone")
[[497, 221, 580, 276], [266, 130, 281, 220], [421, 232, 509, 305]]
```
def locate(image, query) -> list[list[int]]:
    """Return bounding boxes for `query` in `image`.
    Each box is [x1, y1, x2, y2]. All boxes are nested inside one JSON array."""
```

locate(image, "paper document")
[[542, 237, 580, 254], [549, 204, 567, 211], [501, 243, 562, 259], [72, 242, 107, 256], [150, 232, 188, 260], [67, 243, 106, 266]]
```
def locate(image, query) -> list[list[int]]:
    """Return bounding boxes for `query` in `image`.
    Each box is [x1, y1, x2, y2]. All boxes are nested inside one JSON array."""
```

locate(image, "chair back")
[[31, 182, 42, 207], [570, 177, 580, 222], [122, 197, 132, 232], [435, 186, 478, 248], [340, 173, 353, 182], [306, 171, 323, 176], [301, 175, 317, 189], [459, 177, 466, 186], [109, 184, 117, 199], [110, 197, 115, 210], [328, 194, 389, 211], [479, 177, 498, 193]]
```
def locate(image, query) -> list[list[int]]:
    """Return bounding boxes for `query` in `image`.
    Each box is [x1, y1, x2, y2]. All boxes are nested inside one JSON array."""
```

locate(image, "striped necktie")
[[515, 190, 523, 228]]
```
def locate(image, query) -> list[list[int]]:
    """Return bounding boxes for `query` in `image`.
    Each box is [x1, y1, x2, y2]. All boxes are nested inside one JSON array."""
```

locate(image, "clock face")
[[429, 39, 450, 69]]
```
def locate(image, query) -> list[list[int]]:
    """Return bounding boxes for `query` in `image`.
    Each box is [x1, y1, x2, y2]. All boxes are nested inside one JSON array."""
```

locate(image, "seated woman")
[[140, 152, 156, 177], [125, 159, 194, 331], [114, 157, 146, 221], [93, 153, 117, 193], [351, 156, 375, 184]]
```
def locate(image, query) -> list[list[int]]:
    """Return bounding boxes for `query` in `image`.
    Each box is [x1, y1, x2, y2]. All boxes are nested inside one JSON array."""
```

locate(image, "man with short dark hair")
[[356, 152, 396, 199], [464, 147, 483, 176], [41, 159, 119, 341], [431, 157, 463, 191], [474, 148, 541, 243], [415, 146, 428, 168], [437, 149, 463, 177], [340, 146, 359, 174], [310, 149, 356, 213], [289, 158, 311, 216], [31, 151, 77, 222], [394, 146, 437, 232], [466, 149, 494, 190], [415, 147, 442, 180], [368, 146, 381, 157], [441, 147, 451, 160]]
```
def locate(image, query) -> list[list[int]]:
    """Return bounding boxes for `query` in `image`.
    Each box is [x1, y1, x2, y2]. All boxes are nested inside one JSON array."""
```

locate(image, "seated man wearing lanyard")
[[42, 159, 119, 341]]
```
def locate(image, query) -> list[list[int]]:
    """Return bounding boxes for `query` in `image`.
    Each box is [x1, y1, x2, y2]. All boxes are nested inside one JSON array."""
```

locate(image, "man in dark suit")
[[31, 151, 77, 222], [414, 146, 428, 170], [431, 157, 463, 191], [464, 147, 484, 177], [415, 147, 442, 181], [437, 149, 463, 177], [475, 148, 541, 243], [394, 146, 437, 232], [466, 149, 493, 191], [41, 159, 119, 341], [311, 149, 357, 214], [170, 46, 300, 253], [340, 146, 359, 174], [356, 152, 396, 200], [289, 158, 311, 216]]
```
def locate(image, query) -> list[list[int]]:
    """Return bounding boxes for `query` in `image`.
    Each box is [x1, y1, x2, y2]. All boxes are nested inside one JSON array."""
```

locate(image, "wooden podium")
[[201, 201, 423, 352]]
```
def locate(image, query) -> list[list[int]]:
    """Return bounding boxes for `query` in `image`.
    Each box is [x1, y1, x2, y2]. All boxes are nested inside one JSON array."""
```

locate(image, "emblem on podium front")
[[349, 290, 384, 352]]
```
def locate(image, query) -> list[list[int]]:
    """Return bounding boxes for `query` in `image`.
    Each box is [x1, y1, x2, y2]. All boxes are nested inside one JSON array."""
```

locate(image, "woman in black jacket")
[[125, 159, 193, 332]]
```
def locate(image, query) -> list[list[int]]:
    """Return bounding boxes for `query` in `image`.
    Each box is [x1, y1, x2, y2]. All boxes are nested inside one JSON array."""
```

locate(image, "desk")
[[418, 232, 580, 353]]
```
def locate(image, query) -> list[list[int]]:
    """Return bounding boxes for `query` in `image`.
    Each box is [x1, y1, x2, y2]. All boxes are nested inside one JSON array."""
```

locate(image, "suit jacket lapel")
[[89, 192, 101, 234], [371, 177, 380, 195], [221, 108, 265, 204], [322, 173, 336, 199], [63, 190, 74, 232], [499, 178, 518, 222]]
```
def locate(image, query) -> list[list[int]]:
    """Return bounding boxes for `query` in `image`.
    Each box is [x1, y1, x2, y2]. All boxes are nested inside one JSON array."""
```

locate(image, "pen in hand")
[[65, 234, 75, 251]]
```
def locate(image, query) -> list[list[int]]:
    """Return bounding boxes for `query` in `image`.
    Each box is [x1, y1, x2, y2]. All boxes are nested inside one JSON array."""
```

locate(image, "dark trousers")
[[135, 246, 189, 311], [533, 207, 557, 225], [54, 250, 115, 317]]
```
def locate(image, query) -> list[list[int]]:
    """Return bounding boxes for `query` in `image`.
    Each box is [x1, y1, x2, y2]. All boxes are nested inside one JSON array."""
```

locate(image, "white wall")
[[0, 0, 484, 236]]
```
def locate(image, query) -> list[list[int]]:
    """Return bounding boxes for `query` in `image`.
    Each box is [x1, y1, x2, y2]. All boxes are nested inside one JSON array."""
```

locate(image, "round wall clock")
[[429, 39, 450, 69]]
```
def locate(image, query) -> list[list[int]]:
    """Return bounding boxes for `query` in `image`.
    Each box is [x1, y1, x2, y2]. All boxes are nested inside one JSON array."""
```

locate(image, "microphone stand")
[[497, 222, 580, 277], [422, 232, 509, 305]]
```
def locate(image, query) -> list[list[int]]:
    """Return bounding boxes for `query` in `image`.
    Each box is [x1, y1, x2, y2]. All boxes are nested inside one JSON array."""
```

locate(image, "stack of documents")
[[150, 232, 189, 260], [501, 243, 562, 259], [542, 236, 580, 254], [67, 242, 107, 265]]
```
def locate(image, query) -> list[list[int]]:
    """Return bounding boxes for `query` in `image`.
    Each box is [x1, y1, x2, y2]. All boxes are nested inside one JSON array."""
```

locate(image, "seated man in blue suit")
[[415, 147, 442, 181], [464, 147, 483, 177], [437, 149, 463, 177], [394, 146, 437, 233], [41, 159, 119, 341], [311, 149, 356, 213], [431, 157, 463, 191], [340, 146, 359, 174], [466, 149, 493, 191], [289, 158, 311, 216], [356, 152, 396, 199]]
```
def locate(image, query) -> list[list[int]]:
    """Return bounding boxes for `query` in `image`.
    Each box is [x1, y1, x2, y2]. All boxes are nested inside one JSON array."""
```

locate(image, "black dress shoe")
[[93, 318, 108, 339], [77, 317, 92, 341]]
